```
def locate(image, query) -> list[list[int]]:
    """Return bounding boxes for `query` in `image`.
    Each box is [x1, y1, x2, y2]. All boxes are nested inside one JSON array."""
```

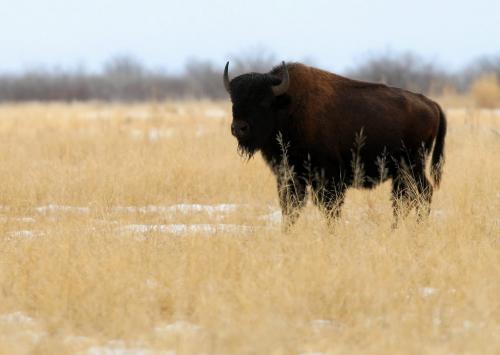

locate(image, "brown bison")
[[223, 61, 446, 229]]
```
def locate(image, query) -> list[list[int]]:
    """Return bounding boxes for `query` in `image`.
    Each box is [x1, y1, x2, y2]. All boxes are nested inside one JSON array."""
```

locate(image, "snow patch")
[[259, 210, 282, 224], [65, 335, 94, 345], [121, 223, 254, 235], [148, 128, 174, 141], [16, 217, 36, 223], [311, 319, 332, 328], [130, 128, 175, 141], [1, 216, 36, 223], [155, 321, 201, 334], [145, 278, 159, 289], [0, 312, 37, 325], [87, 340, 174, 355], [87, 345, 153, 355], [35, 204, 90, 214], [204, 108, 226, 118], [8, 230, 37, 238], [420, 287, 438, 298], [310, 319, 345, 332], [114, 204, 240, 215], [433, 209, 447, 218]]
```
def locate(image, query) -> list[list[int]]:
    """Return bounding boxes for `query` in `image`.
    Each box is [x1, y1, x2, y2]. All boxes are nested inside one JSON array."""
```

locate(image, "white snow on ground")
[[113, 204, 240, 215], [87, 343, 156, 355], [0, 312, 37, 325], [64, 335, 94, 345], [145, 278, 159, 289], [121, 223, 255, 235], [310, 319, 332, 328], [310, 319, 345, 332], [4, 204, 279, 239], [0, 312, 46, 343], [154, 321, 201, 334], [420, 287, 438, 298], [204, 108, 226, 118], [17, 203, 266, 216], [87, 340, 176, 355], [433, 209, 447, 218], [0, 216, 36, 223], [129, 128, 175, 141], [148, 128, 174, 141], [259, 210, 282, 224], [35, 204, 90, 214], [195, 126, 206, 137], [481, 108, 500, 116], [16, 217, 36, 223], [8, 230, 37, 238]]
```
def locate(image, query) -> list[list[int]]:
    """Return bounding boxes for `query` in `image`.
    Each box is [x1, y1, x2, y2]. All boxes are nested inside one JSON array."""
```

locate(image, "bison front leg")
[[277, 175, 307, 232], [311, 179, 346, 228]]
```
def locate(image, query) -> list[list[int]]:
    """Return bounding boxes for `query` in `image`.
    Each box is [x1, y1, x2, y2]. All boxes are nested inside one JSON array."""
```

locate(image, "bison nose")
[[231, 121, 249, 138]]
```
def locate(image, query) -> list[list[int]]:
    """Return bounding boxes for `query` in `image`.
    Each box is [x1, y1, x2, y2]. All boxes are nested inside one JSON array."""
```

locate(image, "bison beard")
[[223, 61, 447, 230], [236, 139, 257, 160]]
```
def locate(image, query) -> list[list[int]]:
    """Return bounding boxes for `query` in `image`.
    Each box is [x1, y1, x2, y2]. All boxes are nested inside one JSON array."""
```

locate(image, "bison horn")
[[223, 61, 231, 93], [271, 61, 290, 96]]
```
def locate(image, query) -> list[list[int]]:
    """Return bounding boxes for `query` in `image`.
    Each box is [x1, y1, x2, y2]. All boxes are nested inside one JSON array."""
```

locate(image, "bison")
[[223, 61, 446, 229]]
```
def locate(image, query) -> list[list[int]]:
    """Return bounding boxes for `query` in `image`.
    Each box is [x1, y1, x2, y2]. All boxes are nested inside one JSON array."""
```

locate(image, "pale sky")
[[0, 0, 499, 73]]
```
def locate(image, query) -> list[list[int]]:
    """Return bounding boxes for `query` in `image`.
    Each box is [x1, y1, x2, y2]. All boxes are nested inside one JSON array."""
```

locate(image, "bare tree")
[[346, 51, 451, 94], [0, 51, 498, 102]]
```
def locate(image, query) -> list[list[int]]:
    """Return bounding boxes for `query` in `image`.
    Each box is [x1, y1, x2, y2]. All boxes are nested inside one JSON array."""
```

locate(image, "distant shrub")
[[346, 52, 451, 94], [0, 52, 499, 102], [471, 74, 500, 108]]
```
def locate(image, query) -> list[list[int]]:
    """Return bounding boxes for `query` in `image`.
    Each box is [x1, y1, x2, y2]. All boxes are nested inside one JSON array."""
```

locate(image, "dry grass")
[[471, 74, 500, 109], [0, 101, 498, 354]]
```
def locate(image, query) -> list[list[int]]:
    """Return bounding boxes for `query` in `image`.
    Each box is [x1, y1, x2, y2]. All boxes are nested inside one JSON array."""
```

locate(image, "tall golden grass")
[[471, 74, 500, 108], [0, 101, 498, 354]]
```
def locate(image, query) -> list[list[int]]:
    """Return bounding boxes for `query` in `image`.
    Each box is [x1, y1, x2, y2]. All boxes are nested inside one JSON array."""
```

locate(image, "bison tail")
[[430, 104, 447, 188]]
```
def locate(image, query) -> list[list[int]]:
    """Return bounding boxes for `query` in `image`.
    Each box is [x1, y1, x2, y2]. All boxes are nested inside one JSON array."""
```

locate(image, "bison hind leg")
[[391, 153, 434, 228], [414, 170, 433, 222], [391, 177, 413, 228]]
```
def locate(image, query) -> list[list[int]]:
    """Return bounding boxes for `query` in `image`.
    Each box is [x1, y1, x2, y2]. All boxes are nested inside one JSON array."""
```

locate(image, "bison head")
[[223, 61, 290, 158]]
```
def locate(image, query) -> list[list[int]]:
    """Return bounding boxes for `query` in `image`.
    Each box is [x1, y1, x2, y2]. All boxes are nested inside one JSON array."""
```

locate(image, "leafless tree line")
[[0, 51, 498, 102]]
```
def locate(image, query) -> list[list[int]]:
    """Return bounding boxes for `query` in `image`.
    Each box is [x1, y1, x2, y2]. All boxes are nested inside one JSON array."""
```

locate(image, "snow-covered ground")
[[3, 202, 461, 239], [113, 203, 241, 215], [35, 204, 90, 214], [2, 203, 281, 239], [120, 223, 256, 235]]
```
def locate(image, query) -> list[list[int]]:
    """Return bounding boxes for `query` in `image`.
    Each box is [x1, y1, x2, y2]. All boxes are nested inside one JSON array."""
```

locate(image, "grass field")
[[0, 101, 498, 354]]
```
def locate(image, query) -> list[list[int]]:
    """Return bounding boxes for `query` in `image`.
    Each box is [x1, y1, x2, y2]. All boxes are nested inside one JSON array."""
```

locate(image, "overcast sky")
[[0, 0, 499, 73]]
